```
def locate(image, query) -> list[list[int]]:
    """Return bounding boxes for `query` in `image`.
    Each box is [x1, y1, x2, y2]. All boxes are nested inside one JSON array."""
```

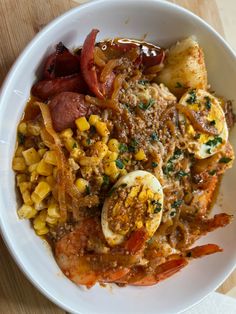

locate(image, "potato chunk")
[[156, 37, 207, 98]]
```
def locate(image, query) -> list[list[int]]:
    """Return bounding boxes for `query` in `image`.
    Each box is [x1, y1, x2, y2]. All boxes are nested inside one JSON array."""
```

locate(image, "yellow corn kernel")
[[138, 187, 148, 202], [22, 190, 33, 205], [102, 136, 109, 144], [89, 114, 100, 126], [19, 182, 31, 194], [60, 128, 73, 139], [70, 147, 85, 161], [33, 216, 45, 229], [108, 139, 119, 152], [18, 122, 27, 135], [27, 122, 41, 136], [15, 145, 24, 157], [75, 178, 89, 193], [78, 156, 100, 166], [48, 203, 60, 218], [18, 204, 37, 219], [80, 166, 93, 179], [22, 148, 40, 165], [12, 157, 26, 171], [104, 162, 119, 176], [37, 159, 53, 176], [75, 117, 90, 132], [95, 121, 110, 137], [30, 171, 38, 182], [135, 149, 146, 161], [46, 175, 55, 187], [16, 174, 27, 185], [38, 148, 47, 157], [36, 226, 49, 235], [135, 220, 143, 229], [28, 163, 38, 173], [104, 151, 118, 163], [146, 189, 154, 199], [46, 215, 58, 225], [32, 182, 51, 203], [64, 137, 78, 152], [44, 151, 57, 165], [93, 141, 108, 159]]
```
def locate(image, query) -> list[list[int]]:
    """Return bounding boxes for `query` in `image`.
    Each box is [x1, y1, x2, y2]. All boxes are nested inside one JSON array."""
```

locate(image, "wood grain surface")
[[0, 0, 235, 312]]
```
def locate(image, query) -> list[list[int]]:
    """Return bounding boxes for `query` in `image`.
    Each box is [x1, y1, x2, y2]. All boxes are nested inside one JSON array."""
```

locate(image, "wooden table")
[[0, 0, 235, 312]]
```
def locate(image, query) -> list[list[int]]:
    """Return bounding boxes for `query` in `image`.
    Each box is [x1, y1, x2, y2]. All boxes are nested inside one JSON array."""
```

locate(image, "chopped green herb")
[[85, 185, 90, 195], [163, 163, 174, 175], [72, 142, 78, 149], [176, 170, 189, 178], [171, 199, 183, 208], [186, 90, 196, 104], [208, 169, 216, 175], [205, 96, 211, 110], [108, 187, 116, 196], [173, 149, 182, 159], [209, 120, 216, 126], [150, 132, 158, 142], [219, 157, 232, 164], [86, 138, 91, 145], [120, 183, 128, 188], [151, 162, 158, 168], [205, 136, 222, 147], [116, 159, 124, 169], [90, 125, 96, 134], [128, 138, 139, 152], [151, 200, 162, 213], [123, 103, 131, 111], [170, 210, 176, 217], [186, 252, 192, 258], [206, 148, 211, 154], [138, 98, 155, 110], [175, 82, 183, 88], [119, 143, 128, 153], [102, 175, 110, 187], [138, 79, 149, 85], [17, 132, 25, 145]]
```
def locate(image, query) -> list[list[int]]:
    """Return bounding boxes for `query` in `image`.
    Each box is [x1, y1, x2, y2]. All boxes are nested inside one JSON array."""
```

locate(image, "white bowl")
[[0, 0, 236, 313]]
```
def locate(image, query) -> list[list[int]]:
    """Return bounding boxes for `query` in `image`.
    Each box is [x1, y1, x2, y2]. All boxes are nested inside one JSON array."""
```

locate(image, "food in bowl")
[[12, 29, 235, 288]]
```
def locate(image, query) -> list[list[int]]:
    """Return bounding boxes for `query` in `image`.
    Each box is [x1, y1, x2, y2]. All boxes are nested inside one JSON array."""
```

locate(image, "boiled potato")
[[156, 37, 207, 98]]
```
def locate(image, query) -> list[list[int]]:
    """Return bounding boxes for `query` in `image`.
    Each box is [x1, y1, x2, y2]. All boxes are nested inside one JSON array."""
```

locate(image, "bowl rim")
[[0, 0, 236, 313]]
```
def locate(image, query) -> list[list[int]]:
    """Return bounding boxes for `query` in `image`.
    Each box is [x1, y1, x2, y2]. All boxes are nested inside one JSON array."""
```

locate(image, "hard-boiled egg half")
[[178, 89, 228, 159], [101, 170, 163, 246]]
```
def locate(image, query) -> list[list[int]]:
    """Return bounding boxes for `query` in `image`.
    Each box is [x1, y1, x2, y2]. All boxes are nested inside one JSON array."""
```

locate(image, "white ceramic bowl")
[[0, 0, 236, 313]]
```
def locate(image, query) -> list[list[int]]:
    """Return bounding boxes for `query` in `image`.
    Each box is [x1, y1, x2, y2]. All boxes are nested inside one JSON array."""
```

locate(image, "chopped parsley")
[[123, 103, 131, 111], [72, 142, 78, 149], [163, 149, 182, 175], [108, 187, 116, 196], [173, 149, 182, 159], [205, 136, 222, 147], [138, 79, 149, 85], [208, 169, 217, 175], [209, 120, 216, 126], [150, 132, 158, 142], [186, 90, 197, 104], [205, 96, 211, 110], [116, 159, 125, 169], [17, 132, 25, 145], [128, 138, 139, 152], [194, 133, 201, 140], [102, 175, 110, 187], [219, 157, 232, 164], [170, 210, 176, 217], [206, 148, 211, 154], [86, 138, 91, 145], [151, 200, 162, 213], [138, 98, 155, 110], [151, 162, 158, 168], [175, 82, 183, 88], [176, 170, 189, 179], [171, 199, 183, 208], [119, 143, 128, 153], [85, 185, 90, 195]]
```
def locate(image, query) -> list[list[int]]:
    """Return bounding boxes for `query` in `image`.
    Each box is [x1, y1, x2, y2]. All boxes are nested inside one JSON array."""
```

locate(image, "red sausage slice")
[[31, 75, 87, 100], [48, 92, 99, 132]]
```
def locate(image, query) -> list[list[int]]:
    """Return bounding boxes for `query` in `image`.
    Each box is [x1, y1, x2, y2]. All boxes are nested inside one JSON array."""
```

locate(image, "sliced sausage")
[[49, 92, 99, 132], [31, 75, 87, 100]]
